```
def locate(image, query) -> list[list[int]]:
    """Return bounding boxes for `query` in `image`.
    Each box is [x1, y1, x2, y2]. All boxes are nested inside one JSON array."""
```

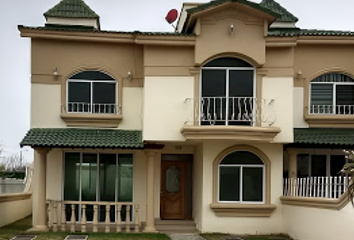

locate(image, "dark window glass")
[[118, 154, 133, 222], [243, 167, 263, 202], [204, 57, 252, 67], [310, 84, 333, 113], [336, 85, 354, 114], [219, 166, 240, 201], [330, 155, 346, 176], [220, 151, 263, 165], [99, 154, 116, 222], [311, 155, 326, 176], [70, 71, 114, 80], [81, 153, 97, 221], [93, 82, 116, 113], [297, 154, 310, 178], [201, 69, 226, 97], [229, 70, 254, 97], [68, 82, 91, 112], [64, 153, 80, 221]]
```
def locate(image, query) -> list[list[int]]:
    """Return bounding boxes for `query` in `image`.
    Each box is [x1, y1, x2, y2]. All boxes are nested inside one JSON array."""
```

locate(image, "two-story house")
[[19, 0, 354, 239]]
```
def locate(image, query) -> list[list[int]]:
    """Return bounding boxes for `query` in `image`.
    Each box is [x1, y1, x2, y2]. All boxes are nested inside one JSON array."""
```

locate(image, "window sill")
[[280, 194, 349, 210], [304, 114, 354, 127], [60, 113, 123, 128], [210, 203, 276, 217]]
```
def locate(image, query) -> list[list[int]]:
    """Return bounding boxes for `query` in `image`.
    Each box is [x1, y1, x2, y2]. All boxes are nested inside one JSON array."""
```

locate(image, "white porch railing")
[[184, 97, 276, 125], [67, 102, 121, 114], [283, 176, 351, 198], [48, 200, 140, 233], [309, 104, 354, 115]]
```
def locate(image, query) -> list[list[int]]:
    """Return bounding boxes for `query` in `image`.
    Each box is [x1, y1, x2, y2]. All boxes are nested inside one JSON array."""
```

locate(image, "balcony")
[[305, 104, 354, 127], [181, 97, 281, 142], [60, 102, 122, 128]]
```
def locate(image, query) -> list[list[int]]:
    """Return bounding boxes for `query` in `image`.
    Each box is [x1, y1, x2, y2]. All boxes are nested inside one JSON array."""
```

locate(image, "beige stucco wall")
[[262, 77, 293, 143], [283, 204, 354, 240], [192, 144, 203, 230], [143, 76, 194, 141], [0, 198, 32, 228], [293, 87, 308, 128], [200, 141, 284, 234], [31, 84, 143, 130], [195, 7, 266, 65]]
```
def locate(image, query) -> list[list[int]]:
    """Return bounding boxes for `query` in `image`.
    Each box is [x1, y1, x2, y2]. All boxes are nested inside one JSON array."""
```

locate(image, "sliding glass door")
[[64, 152, 133, 222]]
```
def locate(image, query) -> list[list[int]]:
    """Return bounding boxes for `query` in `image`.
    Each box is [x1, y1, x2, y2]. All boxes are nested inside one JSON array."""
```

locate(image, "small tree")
[[341, 150, 354, 206], [2, 153, 26, 172]]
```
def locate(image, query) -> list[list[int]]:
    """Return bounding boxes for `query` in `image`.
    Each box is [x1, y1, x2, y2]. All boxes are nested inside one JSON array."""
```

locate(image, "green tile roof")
[[294, 128, 354, 147], [44, 0, 99, 18], [18, 25, 195, 37], [260, 0, 298, 22], [186, 0, 281, 19], [268, 28, 354, 37], [20, 128, 143, 148]]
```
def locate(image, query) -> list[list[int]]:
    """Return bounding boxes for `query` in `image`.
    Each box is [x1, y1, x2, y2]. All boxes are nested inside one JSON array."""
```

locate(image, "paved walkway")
[[168, 233, 206, 240]]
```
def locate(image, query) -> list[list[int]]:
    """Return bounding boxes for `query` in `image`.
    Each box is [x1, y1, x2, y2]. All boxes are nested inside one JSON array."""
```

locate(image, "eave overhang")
[[18, 25, 196, 46]]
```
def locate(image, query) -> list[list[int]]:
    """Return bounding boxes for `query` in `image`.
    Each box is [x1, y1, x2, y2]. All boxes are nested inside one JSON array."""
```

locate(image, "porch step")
[[155, 220, 199, 234]]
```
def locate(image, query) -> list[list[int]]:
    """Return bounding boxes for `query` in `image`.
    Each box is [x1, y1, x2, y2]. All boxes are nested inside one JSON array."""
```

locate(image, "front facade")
[[19, 0, 354, 239]]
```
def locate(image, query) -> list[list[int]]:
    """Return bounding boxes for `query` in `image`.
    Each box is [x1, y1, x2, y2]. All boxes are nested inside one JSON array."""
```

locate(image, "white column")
[[143, 150, 157, 232], [32, 148, 50, 231]]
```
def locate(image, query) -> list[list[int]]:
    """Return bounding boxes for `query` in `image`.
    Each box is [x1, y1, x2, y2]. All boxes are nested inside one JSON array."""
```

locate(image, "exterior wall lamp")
[[230, 24, 234, 35]]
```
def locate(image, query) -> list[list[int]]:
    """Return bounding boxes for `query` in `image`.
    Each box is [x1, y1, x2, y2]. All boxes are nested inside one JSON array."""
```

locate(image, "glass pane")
[[81, 153, 97, 221], [99, 154, 116, 222], [219, 166, 240, 201], [330, 155, 346, 176], [229, 70, 254, 97], [93, 82, 116, 113], [297, 154, 310, 178], [118, 154, 133, 222], [311, 155, 326, 176], [220, 151, 263, 165], [310, 84, 333, 114], [68, 82, 91, 112], [64, 153, 80, 221], [336, 85, 354, 114], [201, 69, 227, 125], [312, 73, 354, 83], [70, 71, 115, 80], [243, 167, 263, 202], [204, 57, 252, 67], [165, 166, 181, 194]]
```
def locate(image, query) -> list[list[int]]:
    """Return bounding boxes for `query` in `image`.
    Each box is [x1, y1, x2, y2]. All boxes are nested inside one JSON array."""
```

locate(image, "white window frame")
[[218, 163, 265, 204], [66, 78, 117, 114], [200, 64, 256, 126], [309, 81, 354, 115]]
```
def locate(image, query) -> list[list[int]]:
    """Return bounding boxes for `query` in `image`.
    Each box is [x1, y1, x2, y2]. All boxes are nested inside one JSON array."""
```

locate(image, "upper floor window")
[[310, 73, 354, 115], [67, 71, 117, 114], [201, 57, 255, 126], [218, 150, 264, 203]]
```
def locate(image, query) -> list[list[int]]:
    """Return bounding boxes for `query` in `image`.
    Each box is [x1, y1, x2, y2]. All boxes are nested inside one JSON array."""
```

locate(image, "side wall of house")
[[283, 204, 354, 240]]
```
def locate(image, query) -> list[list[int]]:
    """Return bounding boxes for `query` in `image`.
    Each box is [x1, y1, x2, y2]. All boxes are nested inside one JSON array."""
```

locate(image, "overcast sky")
[[1, 0, 354, 163]]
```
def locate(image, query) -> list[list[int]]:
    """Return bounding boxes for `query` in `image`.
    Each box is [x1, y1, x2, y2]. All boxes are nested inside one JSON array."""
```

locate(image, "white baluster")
[[53, 201, 58, 232], [126, 205, 130, 233], [81, 204, 87, 233], [134, 205, 139, 232], [105, 205, 110, 233], [116, 204, 122, 232], [325, 176, 329, 198], [70, 204, 76, 232], [334, 177, 338, 198], [93, 205, 98, 233], [61, 203, 66, 232]]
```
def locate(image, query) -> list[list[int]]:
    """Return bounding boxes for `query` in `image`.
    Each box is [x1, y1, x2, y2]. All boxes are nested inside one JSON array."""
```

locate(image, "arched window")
[[218, 150, 264, 203], [67, 71, 117, 114], [310, 73, 354, 115], [201, 57, 255, 126]]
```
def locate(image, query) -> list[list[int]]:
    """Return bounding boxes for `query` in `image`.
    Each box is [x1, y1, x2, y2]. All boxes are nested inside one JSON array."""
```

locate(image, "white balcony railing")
[[309, 105, 354, 115], [184, 97, 276, 126], [283, 176, 351, 199], [67, 102, 120, 114], [48, 200, 140, 233]]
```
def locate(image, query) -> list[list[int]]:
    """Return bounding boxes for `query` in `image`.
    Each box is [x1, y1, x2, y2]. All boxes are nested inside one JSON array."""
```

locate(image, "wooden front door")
[[160, 161, 186, 219]]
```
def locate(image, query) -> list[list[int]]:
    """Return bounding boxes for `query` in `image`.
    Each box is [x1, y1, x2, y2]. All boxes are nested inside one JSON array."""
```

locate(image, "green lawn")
[[0, 216, 170, 240]]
